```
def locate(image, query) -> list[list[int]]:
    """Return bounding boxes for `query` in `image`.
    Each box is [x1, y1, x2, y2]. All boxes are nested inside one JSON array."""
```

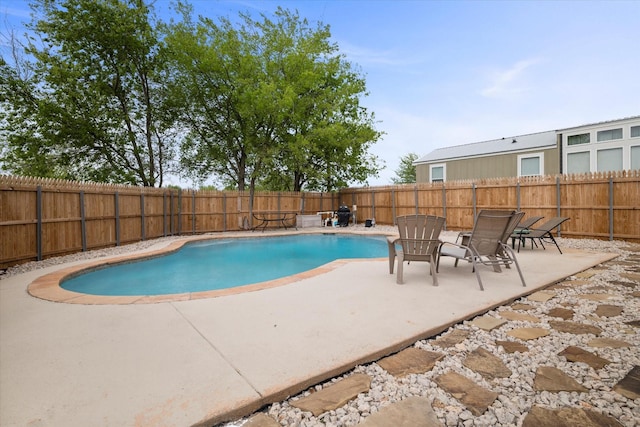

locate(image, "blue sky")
[[2, 0, 639, 187]]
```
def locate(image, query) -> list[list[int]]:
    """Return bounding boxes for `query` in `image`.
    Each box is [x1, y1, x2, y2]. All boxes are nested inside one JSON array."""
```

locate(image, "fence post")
[[36, 186, 42, 261], [178, 190, 182, 236], [163, 192, 167, 237], [609, 177, 614, 241], [114, 192, 120, 246], [192, 191, 196, 234], [414, 185, 419, 215], [516, 181, 521, 211], [223, 193, 227, 232], [371, 190, 376, 222], [170, 191, 174, 236], [442, 185, 447, 230], [391, 189, 396, 224], [80, 191, 87, 252], [277, 192, 281, 215], [472, 183, 477, 219], [556, 176, 562, 236], [140, 193, 146, 241]]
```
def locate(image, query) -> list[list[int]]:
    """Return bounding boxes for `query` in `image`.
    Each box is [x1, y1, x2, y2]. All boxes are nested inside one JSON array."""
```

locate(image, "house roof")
[[415, 130, 557, 164], [556, 115, 640, 132]]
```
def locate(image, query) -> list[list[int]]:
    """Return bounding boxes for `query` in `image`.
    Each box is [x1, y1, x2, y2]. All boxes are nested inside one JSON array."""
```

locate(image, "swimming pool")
[[60, 234, 388, 296]]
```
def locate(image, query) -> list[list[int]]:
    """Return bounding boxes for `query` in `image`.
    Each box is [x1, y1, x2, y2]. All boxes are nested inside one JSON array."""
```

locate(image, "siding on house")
[[415, 131, 558, 182]]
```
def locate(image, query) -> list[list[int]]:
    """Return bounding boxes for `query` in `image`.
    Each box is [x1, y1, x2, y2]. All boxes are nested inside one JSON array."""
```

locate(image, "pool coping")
[[27, 229, 396, 305]]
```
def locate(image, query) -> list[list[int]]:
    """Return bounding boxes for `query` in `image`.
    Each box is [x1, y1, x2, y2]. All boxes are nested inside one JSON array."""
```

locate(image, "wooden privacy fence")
[[339, 171, 639, 243], [0, 176, 338, 268], [1, 171, 639, 268]]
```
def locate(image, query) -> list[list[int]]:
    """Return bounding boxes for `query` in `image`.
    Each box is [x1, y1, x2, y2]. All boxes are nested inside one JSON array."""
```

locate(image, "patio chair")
[[510, 215, 544, 249], [387, 215, 446, 285], [456, 209, 515, 244], [517, 217, 570, 254], [497, 211, 525, 265], [437, 210, 526, 291]]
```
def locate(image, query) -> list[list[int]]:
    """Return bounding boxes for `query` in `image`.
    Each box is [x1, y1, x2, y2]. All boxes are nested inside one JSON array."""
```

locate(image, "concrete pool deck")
[[0, 230, 617, 427]]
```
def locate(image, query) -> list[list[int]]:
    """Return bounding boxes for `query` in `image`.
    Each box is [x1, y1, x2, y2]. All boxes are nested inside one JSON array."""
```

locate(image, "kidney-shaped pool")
[[61, 234, 388, 296]]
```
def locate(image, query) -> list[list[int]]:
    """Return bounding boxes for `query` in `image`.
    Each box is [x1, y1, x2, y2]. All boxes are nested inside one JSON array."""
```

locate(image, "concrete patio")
[[0, 231, 616, 427]]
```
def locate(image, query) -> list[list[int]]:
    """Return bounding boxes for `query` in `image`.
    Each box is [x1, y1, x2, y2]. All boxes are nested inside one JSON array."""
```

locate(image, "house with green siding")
[[415, 116, 640, 183]]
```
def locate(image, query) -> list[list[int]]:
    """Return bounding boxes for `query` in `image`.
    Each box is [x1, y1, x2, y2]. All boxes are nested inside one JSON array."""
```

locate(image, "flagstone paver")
[[587, 337, 632, 348], [557, 346, 612, 370], [527, 291, 556, 302], [468, 315, 507, 331], [522, 405, 623, 427], [495, 340, 529, 353], [431, 329, 469, 348], [609, 280, 637, 288], [624, 320, 640, 328], [546, 307, 574, 320], [506, 327, 550, 340], [498, 311, 541, 322], [595, 304, 623, 317], [533, 366, 588, 392], [620, 272, 640, 282], [358, 396, 443, 427], [463, 347, 512, 380], [612, 365, 640, 400], [548, 320, 602, 335], [290, 373, 371, 416], [433, 372, 498, 416], [510, 302, 535, 311], [575, 271, 597, 279], [377, 348, 444, 378], [577, 294, 616, 301], [243, 413, 282, 427]]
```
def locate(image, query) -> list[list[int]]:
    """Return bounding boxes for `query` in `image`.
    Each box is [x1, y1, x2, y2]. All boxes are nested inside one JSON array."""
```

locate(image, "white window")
[[567, 133, 590, 145], [597, 147, 623, 172], [597, 128, 623, 142], [566, 152, 590, 174], [517, 153, 543, 177], [631, 146, 640, 170], [430, 164, 445, 183], [631, 126, 640, 138]]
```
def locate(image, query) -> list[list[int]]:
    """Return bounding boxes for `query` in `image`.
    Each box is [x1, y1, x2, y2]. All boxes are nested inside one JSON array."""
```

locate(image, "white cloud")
[[480, 58, 543, 99]]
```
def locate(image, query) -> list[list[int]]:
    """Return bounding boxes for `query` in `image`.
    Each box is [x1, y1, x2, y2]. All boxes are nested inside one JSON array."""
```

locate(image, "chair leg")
[[471, 256, 484, 291], [501, 244, 527, 287], [396, 254, 404, 284], [429, 255, 438, 286], [387, 241, 396, 274], [546, 233, 563, 254]]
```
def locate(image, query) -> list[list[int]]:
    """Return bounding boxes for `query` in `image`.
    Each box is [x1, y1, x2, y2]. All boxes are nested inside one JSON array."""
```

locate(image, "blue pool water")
[[61, 234, 388, 296]]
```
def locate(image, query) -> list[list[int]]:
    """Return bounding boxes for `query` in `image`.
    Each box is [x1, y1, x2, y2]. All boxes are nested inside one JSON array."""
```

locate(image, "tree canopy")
[[0, 1, 382, 190], [1, 0, 175, 186], [391, 152, 418, 184]]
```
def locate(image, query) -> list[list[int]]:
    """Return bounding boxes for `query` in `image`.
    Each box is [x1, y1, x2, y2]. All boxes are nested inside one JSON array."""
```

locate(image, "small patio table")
[[251, 212, 297, 232]]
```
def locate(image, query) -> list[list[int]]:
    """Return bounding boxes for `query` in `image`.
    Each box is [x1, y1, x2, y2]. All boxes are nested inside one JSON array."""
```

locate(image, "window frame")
[[596, 128, 623, 142], [567, 133, 590, 146], [566, 151, 591, 174], [429, 164, 446, 183], [596, 147, 623, 172], [517, 152, 544, 177]]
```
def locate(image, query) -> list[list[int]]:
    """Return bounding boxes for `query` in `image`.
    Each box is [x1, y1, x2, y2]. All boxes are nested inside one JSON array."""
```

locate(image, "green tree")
[[391, 153, 418, 184], [0, 0, 176, 186], [163, 6, 382, 193]]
